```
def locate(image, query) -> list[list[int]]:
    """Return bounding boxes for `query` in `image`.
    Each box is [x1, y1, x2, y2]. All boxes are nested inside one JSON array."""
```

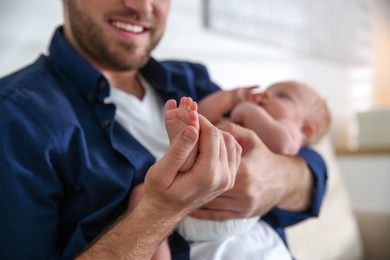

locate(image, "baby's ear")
[[302, 122, 316, 139]]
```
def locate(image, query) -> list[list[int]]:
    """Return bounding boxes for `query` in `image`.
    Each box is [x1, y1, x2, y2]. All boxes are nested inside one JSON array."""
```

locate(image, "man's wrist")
[[276, 155, 314, 212], [78, 197, 182, 260]]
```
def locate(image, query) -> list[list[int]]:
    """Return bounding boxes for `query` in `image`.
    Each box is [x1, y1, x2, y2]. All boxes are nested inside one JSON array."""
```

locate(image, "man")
[[0, 0, 327, 259]]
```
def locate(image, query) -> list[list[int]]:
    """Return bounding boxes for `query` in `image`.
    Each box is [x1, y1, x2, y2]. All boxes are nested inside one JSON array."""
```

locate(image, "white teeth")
[[112, 21, 144, 33]]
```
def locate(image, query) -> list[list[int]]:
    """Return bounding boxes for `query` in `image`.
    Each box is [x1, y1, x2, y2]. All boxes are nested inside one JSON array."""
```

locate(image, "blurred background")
[[1, 0, 389, 259]]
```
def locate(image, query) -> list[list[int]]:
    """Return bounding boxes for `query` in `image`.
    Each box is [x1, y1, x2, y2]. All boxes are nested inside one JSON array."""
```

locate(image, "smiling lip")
[[111, 20, 145, 33]]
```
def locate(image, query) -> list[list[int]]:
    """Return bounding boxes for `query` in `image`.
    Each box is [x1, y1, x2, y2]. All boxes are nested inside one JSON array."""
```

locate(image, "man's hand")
[[144, 115, 242, 218], [191, 122, 313, 221], [79, 116, 241, 260]]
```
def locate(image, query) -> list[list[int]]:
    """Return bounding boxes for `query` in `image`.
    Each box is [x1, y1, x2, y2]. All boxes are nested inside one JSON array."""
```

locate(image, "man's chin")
[[103, 55, 150, 72]]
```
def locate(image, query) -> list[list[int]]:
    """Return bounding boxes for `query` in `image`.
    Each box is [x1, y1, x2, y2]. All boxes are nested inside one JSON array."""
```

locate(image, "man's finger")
[[153, 126, 198, 185]]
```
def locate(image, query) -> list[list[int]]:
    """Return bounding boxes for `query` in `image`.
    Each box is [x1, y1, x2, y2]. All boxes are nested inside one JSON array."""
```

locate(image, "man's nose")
[[123, 0, 153, 15]]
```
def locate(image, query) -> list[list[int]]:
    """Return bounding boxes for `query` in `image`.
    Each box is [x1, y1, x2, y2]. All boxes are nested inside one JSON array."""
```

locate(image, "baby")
[[199, 81, 331, 155], [177, 80, 331, 243]]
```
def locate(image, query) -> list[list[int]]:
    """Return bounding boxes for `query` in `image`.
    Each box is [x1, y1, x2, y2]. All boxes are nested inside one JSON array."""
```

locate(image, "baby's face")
[[260, 82, 316, 124]]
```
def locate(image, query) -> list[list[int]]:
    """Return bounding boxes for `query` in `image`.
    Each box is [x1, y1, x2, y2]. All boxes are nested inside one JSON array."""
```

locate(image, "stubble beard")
[[67, 2, 162, 71]]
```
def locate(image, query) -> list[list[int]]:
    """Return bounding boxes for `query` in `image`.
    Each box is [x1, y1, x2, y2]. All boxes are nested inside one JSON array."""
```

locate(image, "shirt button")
[[101, 120, 111, 129], [97, 79, 105, 91]]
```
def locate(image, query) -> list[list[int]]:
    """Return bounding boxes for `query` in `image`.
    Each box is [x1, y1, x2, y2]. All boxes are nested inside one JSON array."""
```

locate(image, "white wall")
[[0, 0, 63, 76]]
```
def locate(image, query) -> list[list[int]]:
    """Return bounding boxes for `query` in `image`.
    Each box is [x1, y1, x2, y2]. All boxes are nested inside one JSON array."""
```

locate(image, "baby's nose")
[[262, 92, 269, 98]]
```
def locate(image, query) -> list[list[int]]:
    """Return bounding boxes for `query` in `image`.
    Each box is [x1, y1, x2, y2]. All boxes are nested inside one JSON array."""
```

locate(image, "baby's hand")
[[234, 85, 260, 104], [248, 92, 267, 104]]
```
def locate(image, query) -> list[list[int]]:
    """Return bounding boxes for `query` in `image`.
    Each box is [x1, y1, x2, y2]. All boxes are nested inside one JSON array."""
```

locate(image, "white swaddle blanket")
[[178, 216, 260, 242]]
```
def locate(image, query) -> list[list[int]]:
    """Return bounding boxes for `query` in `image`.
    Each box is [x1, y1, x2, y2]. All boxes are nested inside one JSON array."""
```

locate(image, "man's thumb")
[[153, 126, 198, 184]]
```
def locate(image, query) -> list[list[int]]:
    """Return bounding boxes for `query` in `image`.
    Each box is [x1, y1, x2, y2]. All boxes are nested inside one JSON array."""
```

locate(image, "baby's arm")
[[230, 102, 303, 155], [198, 86, 259, 124], [198, 90, 236, 124]]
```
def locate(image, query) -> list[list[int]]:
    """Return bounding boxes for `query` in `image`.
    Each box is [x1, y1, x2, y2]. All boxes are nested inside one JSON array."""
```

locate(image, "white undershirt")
[[104, 74, 292, 260], [104, 74, 170, 161]]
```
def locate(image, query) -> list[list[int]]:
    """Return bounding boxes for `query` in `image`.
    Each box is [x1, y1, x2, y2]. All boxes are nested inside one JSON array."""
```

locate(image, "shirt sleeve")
[[158, 60, 222, 102], [0, 98, 64, 259], [262, 147, 328, 228]]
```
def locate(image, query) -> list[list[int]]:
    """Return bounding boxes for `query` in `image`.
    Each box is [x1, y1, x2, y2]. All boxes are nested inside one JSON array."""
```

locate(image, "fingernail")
[[183, 129, 197, 142]]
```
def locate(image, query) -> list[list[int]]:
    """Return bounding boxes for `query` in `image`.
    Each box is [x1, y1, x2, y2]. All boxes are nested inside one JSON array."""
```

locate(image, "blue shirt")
[[0, 27, 327, 260]]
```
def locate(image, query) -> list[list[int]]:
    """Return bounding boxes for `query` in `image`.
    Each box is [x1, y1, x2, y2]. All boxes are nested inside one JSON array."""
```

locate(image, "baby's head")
[[262, 81, 331, 145]]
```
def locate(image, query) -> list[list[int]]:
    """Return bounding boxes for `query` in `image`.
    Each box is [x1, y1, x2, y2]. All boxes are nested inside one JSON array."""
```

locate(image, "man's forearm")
[[276, 155, 314, 212], [78, 198, 181, 260]]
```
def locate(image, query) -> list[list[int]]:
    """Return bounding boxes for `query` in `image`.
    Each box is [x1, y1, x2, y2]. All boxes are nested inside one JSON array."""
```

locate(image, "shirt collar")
[[140, 59, 179, 103], [48, 27, 108, 101]]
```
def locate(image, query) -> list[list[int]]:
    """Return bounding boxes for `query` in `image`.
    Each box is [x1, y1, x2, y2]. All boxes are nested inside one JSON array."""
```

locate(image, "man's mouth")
[[111, 21, 145, 33]]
